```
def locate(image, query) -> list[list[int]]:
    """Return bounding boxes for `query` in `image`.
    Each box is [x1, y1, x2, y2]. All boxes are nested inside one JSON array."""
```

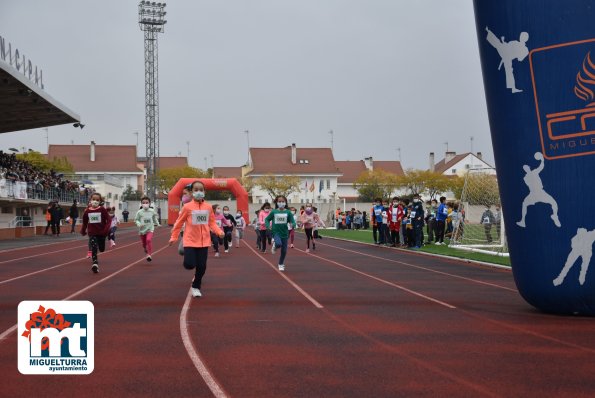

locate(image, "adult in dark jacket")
[[480, 205, 496, 243], [70, 200, 79, 233], [50, 201, 64, 237], [411, 194, 425, 248]]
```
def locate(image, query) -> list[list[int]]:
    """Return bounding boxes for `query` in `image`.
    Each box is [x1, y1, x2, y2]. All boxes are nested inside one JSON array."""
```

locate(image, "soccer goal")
[[449, 168, 509, 257]]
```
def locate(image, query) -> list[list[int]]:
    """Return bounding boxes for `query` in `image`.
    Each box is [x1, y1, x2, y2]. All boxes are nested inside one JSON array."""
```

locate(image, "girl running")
[[300, 203, 323, 253], [135, 196, 160, 262], [169, 180, 224, 298], [222, 205, 236, 252], [288, 207, 297, 248], [258, 203, 272, 253], [252, 210, 261, 249], [265, 195, 296, 271], [81, 193, 111, 273], [108, 206, 119, 248], [178, 186, 192, 256], [234, 210, 246, 248], [312, 206, 326, 240], [212, 204, 231, 257]]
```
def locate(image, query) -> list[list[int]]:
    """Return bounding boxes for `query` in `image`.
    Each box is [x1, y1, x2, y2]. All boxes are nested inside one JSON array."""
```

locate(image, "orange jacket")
[[170, 200, 223, 248]]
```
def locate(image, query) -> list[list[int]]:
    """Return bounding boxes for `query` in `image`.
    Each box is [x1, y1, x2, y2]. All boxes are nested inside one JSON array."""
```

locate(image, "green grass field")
[[314, 228, 511, 267]]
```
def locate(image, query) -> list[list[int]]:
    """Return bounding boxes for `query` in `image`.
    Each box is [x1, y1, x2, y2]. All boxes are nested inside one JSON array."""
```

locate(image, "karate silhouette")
[[486, 26, 529, 93]]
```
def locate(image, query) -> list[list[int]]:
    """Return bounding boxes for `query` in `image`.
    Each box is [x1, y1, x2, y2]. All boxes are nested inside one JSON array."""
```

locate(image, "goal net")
[[449, 168, 508, 257]]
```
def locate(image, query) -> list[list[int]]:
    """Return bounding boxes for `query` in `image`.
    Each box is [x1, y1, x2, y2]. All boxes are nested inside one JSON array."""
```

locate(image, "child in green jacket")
[[135, 196, 160, 262], [265, 195, 297, 272]]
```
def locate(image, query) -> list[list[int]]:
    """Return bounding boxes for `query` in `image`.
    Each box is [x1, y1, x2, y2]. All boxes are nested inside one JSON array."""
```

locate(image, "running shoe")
[[224, 249, 229, 253], [191, 288, 202, 297], [147, 255, 152, 262], [215, 252, 220, 257], [290, 244, 294, 248], [91, 263, 99, 273], [306, 248, 310, 253], [278, 264, 285, 272]]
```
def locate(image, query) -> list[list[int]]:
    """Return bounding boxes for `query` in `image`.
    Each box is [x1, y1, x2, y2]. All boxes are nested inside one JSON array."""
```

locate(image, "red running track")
[[1, 228, 595, 397]]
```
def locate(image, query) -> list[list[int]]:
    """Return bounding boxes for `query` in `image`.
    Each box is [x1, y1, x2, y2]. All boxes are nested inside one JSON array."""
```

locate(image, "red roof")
[[213, 167, 243, 179], [335, 161, 367, 183], [247, 146, 340, 175], [158, 157, 188, 169], [433, 153, 493, 174], [48, 144, 143, 173], [374, 161, 404, 176]]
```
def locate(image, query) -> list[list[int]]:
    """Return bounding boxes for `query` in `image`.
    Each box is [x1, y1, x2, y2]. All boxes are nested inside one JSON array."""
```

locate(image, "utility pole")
[[210, 154, 214, 178], [133, 131, 139, 156], [329, 130, 334, 153], [244, 130, 250, 165], [186, 140, 190, 161]]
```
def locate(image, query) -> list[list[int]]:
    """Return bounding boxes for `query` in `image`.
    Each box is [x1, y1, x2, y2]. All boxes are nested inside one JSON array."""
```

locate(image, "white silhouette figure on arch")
[[553, 228, 595, 286], [517, 152, 561, 228], [485, 27, 529, 93]]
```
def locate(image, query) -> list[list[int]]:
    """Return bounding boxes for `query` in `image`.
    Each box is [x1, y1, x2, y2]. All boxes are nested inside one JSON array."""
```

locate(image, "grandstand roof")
[[0, 60, 80, 134]]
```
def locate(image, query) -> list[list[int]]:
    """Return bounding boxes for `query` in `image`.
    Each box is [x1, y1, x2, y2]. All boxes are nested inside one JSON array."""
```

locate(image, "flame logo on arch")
[[574, 51, 595, 106]]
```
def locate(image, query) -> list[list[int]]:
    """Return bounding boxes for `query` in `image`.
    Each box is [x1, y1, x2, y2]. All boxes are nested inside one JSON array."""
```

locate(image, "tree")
[[156, 166, 209, 193], [353, 169, 400, 201], [16, 151, 74, 173], [448, 176, 466, 200], [121, 185, 143, 201], [252, 174, 302, 200]]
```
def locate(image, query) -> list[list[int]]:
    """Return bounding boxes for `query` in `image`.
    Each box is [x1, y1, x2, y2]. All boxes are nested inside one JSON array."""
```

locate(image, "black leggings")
[[390, 230, 399, 246], [184, 247, 209, 289], [211, 232, 222, 252], [436, 220, 446, 243], [259, 229, 271, 251], [89, 236, 106, 263], [305, 228, 315, 249]]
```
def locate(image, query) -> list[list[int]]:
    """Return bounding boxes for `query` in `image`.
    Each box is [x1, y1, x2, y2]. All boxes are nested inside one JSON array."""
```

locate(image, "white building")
[[430, 151, 495, 176], [335, 157, 405, 201]]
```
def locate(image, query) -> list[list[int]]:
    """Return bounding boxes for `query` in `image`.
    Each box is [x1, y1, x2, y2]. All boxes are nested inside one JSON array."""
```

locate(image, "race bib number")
[[274, 213, 288, 224], [374, 209, 381, 216], [89, 213, 101, 224], [143, 217, 153, 224], [410, 211, 416, 218], [216, 219, 222, 227], [191, 210, 209, 225], [484, 217, 491, 224], [392, 214, 397, 222], [443, 208, 448, 215]]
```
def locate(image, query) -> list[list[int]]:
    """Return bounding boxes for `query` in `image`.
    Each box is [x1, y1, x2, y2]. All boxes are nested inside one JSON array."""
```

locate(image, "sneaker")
[[215, 252, 220, 257], [191, 288, 202, 297], [278, 264, 285, 272], [290, 244, 294, 248], [147, 255, 152, 262], [109, 240, 115, 248], [86, 251, 91, 259], [306, 248, 310, 253], [224, 249, 229, 253], [271, 243, 276, 254], [91, 263, 99, 273]]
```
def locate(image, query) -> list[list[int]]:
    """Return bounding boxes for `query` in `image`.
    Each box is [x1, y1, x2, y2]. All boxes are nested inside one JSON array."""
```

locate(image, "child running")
[[81, 193, 111, 273], [265, 195, 296, 271], [258, 203, 272, 253], [108, 207, 119, 248], [300, 203, 323, 253], [222, 206, 236, 253], [135, 196, 160, 262], [288, 207, 297, 248], [169, 180, 224, 298], [234, 210, 246, 248], [252, 210, 261, 249], [212, 204, 231, 257]]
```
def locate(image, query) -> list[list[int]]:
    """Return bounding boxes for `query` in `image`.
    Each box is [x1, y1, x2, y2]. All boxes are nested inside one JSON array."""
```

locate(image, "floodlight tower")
[[138, 1, 167, 200]]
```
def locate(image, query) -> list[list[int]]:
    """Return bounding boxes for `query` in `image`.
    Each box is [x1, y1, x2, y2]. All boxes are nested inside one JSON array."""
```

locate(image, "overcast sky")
[[0, 0, 492, 170]]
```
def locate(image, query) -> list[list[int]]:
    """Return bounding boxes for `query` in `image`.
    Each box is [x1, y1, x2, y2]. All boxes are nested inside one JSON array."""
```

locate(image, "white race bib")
[[274, 213, 288, 224], [484, 217, 490, 224], [191, 210, 209, 225], [392, 213, 397, 222], [443, 208, 448, 215], [89, 213, 101, 224], [374, 208, 381, 216], [215, 219, 222, 227], [410, 211, 416, 218]]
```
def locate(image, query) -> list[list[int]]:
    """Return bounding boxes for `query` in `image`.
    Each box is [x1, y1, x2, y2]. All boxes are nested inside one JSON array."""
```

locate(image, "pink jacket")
[[258, 210, 271, 230]]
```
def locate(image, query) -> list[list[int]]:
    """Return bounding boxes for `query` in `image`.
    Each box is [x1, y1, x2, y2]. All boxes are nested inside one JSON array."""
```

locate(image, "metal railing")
[[7, 216, 34, 228], [0, 180, 91, 204]]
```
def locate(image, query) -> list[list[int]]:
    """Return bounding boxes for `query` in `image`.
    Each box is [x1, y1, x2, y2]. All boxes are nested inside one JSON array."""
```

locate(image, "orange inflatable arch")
[[167, 178, 249, 226]]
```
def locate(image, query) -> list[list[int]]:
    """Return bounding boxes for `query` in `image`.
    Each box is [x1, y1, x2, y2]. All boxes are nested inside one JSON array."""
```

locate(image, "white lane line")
[[0, 244, 170, 342], [242, 241, 324, 309], [314, 240, 517, 292], [180, 290, 229, 398], [0, 230, 140, 264], [296, 248, 456, 309], [0, 239, 140, 285]]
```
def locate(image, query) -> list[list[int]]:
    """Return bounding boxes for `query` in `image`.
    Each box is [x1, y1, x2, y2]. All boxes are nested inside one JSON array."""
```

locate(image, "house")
[[430, 151, 495, 176], [213, 167, 243, 180], [48, 142, 145, 210], [335, 157, 405, 201], [244, 143, 342, 204]]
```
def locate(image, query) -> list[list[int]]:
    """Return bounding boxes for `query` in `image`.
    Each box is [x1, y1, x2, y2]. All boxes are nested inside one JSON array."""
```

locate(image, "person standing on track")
[[81, 193, 111, 274], [169, 180, 225, 298], [265, 195, 296, 271], [69, 200, 79, 234], [135, 196, 160, 262]]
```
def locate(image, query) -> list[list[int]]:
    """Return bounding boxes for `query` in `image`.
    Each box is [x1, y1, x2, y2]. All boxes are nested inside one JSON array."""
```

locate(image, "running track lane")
[[1, 230, 595, 396]]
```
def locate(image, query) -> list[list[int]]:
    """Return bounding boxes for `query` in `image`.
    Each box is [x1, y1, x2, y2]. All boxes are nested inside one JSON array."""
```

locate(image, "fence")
[[0, 179, 91, 204]]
